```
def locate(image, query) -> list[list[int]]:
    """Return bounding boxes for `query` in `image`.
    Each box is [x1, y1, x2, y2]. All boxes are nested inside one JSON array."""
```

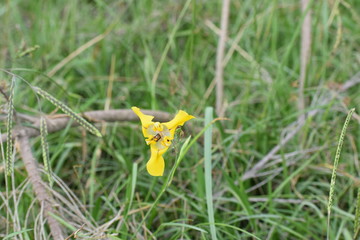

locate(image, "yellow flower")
[[132, 107, 195, 176]]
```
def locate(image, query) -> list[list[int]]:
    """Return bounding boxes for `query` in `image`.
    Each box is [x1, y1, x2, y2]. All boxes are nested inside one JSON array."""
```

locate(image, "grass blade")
[[40, 116, 53, 187], [3, 229, 33, 240], [210, 223, 261, 240], [120, 162, 138, 233], [204, 107, 217, 240], [354, 187, 360, 239], [128, 162, 138, 213], [327, 108, 355, 239], [159, 222, 207, 234], [34, 87, 102, 137], [6, 76, 15, 176]]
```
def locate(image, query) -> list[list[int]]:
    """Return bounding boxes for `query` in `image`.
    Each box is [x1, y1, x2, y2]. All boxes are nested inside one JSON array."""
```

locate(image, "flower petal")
[[163, 110, 195, 137], [146, 145, 167, 176], [132, 107, 154, 137]]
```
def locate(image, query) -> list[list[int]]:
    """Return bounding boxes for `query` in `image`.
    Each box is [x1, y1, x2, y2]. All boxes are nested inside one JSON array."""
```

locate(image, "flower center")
[[145, 122, 172, 149]]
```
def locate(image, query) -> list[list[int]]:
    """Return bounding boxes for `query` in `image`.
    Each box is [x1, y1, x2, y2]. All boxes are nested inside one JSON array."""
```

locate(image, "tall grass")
[[40, 116, 53, 187], [1, 0, 359, 239], [327, 108, 355, 239], [204, 107, 217, 240], [5, 76, 15, 176], [34, 87, 102, 137]]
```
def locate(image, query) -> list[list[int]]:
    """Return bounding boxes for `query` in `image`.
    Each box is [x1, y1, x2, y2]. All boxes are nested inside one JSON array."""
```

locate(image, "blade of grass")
[[197, 222, 261, 240], [204, 107, 217, 240], [128, 162, 138, 214], [47, 212, 86, 238], [3, 229, 33, 240], [119, 162, 138, 233], [262, 219, 307, 240], [223, 172, 256, 230], [89, 145, 101, 215], [327, 108, 355, 240], [158, 222, 208, 234], [354, 188, 360, 239]]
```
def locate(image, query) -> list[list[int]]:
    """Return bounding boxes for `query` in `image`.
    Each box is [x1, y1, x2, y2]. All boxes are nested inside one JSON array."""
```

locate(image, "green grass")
[[204, 107, 217, 240], [327, 108, 355, 239], [1, 0, 360, 239]]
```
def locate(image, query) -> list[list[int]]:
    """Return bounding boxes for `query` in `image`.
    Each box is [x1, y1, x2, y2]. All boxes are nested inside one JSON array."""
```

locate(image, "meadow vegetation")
[[1, 0, 360, 239]]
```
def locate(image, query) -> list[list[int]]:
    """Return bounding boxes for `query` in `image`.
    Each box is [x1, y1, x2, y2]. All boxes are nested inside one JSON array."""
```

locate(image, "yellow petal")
[[132, 106, 154, 137], [146, 145, 167, 176], [163, 110, 195, 137]]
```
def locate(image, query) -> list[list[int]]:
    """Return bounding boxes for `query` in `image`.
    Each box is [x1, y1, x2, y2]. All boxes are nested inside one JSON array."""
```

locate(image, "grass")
[[1, 0, 360, 239], [327, 108, 355, 240], [204, 107, 217, 240]]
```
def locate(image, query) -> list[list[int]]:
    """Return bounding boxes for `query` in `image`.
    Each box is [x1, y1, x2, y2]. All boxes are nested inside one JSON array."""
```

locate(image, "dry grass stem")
[[47, 30, 110, 77], [1, 109, 171, 143], [215, 0, 230, 117], [17, 131, 64, 239], [298, 0, 312, 117]]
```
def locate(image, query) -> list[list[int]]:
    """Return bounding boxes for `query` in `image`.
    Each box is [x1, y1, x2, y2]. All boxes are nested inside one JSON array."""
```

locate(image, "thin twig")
[[298, 0, 312, 117], [47, 28, 111, 77], [64, 223, 85, 240], [0, 86, 9, 102], [17, 131, 64, 239], [339, 72, 360, 92], [1, 109, 171, 143], [102, 55, 116, 135], [215, 0, 230, 117]]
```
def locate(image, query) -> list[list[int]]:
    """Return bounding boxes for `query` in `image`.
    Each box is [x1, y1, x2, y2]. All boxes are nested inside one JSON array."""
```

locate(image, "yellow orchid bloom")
[[132, 107, 195, 176]]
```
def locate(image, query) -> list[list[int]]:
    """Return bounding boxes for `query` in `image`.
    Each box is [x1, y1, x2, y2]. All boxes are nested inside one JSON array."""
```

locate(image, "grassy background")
[[1, 0, 360, 239]]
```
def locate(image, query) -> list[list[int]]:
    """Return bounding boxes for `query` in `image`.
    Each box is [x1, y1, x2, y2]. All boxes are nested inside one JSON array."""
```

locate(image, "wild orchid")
[[132, 107, 194, 176]]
